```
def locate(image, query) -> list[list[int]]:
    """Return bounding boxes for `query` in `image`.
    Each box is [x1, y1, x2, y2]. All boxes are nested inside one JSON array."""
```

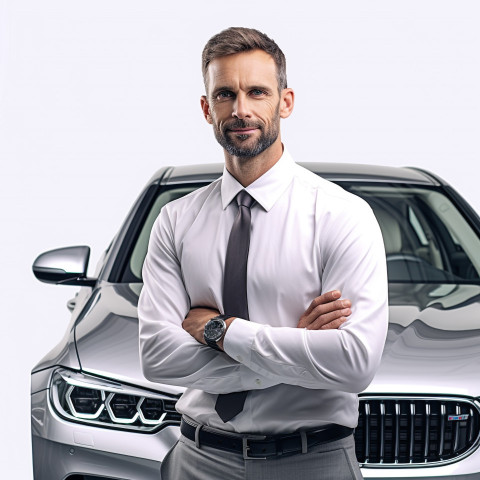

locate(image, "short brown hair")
[[202, 27, 287, 92]]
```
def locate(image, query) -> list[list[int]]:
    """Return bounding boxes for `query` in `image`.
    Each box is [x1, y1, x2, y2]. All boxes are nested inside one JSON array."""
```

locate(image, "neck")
[[224, 138, 284, 187]]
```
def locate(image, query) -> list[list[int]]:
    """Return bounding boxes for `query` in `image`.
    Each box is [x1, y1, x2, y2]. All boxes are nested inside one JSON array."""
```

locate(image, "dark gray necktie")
[[215, 190, 254, 422]]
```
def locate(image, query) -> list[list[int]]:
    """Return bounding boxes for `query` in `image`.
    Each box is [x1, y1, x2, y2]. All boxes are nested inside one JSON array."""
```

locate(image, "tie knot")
[[236, 190, 255, 209]]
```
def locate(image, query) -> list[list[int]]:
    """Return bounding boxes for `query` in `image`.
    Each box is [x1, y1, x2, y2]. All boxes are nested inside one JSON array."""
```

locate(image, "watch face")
[[204, 319, 225, 342]]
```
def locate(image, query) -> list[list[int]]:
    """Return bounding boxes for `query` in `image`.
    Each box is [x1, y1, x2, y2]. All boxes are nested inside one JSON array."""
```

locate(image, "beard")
[[212, 107, 280, 158]]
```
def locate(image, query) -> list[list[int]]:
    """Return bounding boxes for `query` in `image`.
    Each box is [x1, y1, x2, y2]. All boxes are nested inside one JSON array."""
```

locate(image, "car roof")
[[155, 162, 441, 186]]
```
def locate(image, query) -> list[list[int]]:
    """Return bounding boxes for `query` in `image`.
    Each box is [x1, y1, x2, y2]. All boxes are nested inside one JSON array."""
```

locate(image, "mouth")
[[227, 127, 259, 136]]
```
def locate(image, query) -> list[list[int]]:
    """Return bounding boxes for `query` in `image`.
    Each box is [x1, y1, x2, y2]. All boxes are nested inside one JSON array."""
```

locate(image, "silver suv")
[[31, 162, 480, 479]]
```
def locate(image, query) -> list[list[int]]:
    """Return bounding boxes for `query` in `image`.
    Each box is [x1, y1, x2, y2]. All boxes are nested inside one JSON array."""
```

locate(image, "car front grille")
[[355, 396, 480, 466]]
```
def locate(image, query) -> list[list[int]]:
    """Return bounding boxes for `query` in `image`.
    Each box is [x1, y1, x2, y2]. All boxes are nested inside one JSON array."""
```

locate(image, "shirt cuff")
[[223, 318, 263, 365]]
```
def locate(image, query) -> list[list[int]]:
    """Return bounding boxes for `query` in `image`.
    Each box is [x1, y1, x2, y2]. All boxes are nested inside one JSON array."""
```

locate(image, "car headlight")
[[50, 368, 181, 432]]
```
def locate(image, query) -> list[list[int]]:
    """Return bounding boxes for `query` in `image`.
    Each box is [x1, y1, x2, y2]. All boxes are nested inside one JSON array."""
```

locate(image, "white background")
[[1, 0, 479, 477]]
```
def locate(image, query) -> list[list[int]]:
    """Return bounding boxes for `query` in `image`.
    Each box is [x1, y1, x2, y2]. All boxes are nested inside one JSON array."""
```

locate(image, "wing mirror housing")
[[32, 246, 97, 287]]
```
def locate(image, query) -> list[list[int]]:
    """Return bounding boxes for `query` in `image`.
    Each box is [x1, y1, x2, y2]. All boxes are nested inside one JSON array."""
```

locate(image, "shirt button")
[[255, 379, 261, 385]]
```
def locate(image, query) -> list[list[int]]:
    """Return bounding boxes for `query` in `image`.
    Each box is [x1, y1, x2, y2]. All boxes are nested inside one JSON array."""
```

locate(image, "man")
[[138, 27, 388, 479]]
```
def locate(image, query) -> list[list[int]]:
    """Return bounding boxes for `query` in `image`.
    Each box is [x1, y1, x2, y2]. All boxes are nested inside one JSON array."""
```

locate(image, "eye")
[[250, 89, 265, 96], [216, 91, 234, 100]]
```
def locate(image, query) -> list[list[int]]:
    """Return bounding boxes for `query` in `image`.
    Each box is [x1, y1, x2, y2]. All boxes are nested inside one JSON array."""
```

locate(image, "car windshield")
[[122, 182, 480, 285]]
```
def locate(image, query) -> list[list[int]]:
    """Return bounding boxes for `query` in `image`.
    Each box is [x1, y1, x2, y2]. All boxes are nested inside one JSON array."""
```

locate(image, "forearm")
[[224, 298, 387, 392], [138, 207, 282, 394], [139, 321, 282, 393], [222, 203, 389, 392]]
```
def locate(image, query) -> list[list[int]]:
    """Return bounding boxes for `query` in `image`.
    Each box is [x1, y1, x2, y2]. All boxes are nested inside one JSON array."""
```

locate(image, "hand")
[[297, 290, 351, 330], [183, 307, 220, 345]]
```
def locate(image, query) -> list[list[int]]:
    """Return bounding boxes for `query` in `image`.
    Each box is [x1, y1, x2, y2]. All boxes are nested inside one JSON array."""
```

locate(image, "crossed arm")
[[182, 290, 352, 350], [139, 201, 388, 395]]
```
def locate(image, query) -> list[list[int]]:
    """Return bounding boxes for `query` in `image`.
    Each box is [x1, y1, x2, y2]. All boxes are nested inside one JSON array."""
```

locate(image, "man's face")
[[202, 50, 284, 158]]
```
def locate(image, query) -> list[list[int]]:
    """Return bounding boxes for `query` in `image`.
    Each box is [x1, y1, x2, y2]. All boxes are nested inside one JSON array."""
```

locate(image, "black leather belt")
[[180, 417, 353, 460]]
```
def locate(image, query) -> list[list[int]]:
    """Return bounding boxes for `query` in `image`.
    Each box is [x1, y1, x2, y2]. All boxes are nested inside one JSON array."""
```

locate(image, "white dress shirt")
[[138, 149, 388, 434]]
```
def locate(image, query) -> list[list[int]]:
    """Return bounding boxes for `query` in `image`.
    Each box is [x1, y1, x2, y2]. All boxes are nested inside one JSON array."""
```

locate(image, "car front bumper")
[[31, 388, 178, 480], [32, 387, 480, 480]]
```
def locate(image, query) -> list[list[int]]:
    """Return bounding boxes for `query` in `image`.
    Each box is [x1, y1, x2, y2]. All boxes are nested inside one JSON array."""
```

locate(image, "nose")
[[232, 93, 251, 119]]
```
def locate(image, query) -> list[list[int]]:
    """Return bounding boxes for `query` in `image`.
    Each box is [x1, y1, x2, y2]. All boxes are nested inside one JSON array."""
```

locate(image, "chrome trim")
[[364, 401, 370, 464], [394, 402, 400, 464], [379, 401, 385, 463], [409, 402, 415, 464], [358, 395, 480, 469], [454, 404, 461, 452], [439, 403, 445, 458], [469, 407, 475, 443], [424, 402, 430, 461]]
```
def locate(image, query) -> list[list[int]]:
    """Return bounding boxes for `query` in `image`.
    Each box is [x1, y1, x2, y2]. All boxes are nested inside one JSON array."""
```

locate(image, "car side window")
[[344, 184, 480, 283], [408, 207, 429, 246], [123, 182, 480, 285], [125, 186, 197, 282]]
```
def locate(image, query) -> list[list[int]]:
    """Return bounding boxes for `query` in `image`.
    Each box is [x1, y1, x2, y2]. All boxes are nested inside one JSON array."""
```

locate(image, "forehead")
[[206, 50, 277, 91]]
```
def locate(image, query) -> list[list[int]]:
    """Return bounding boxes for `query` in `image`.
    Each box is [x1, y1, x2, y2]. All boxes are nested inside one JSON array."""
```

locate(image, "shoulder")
[[289, 165, 384, 258], [164, 178, 221, 219], [152, 178, 221, 235], [292, 163, 372, 217]]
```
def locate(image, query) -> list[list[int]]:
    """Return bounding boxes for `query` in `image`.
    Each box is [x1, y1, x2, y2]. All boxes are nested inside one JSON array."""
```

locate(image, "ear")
[[279, 88, 294, 119], [200, 95, 213, 124]]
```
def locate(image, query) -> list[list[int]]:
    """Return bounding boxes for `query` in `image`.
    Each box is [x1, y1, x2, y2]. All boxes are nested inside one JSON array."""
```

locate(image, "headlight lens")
[[50, 368, 180, 432]]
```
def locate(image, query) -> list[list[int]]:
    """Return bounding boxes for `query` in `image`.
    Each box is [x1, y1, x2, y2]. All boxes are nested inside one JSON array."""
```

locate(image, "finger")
[[306, 308, 351, 330], [312, 299, 351, 316], [304, 290, 341, 315], [302, 299, 351, 326], [304, 290, 341, 316], [319, 317, 348, 331], [297, 304, 350, 329], [305, 316, 348, 331]]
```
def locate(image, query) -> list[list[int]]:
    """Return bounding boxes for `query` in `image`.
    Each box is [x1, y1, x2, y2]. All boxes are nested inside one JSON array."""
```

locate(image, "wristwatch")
[[204, 314, 231, 351]]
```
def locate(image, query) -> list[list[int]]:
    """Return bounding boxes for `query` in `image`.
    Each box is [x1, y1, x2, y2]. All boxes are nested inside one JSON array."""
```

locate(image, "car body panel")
[[161, 162, 438, 186], [365, 282, 480, 396], [31, 162, 480, 479], [72, 282, 480, 399], [73, 283, 183, 396]]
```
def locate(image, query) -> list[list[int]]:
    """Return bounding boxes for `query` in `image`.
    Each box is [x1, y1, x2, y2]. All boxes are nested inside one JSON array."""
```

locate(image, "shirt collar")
[[221, 148, 295, 212]]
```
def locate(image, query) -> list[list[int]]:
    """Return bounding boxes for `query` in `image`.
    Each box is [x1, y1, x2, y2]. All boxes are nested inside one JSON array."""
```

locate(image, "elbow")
[[344, 370, 376, 393], [140, 352, 179, 385], [325, 364, 376, 394], [139, 348, 161, 384], [138, 335, 169, 384], [139, 332, 197, 386], [140, 357, 157, 383], [337, 334, 382, 393], [346, 356, 382, 394], [305, 357, 379, 393]]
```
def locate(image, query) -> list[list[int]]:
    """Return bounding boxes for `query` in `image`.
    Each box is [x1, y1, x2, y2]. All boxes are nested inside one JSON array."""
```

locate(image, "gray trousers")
[[161, 432, 363, 480]]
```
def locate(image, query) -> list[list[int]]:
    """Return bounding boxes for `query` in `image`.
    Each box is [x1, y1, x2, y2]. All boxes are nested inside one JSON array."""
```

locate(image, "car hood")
[[74, 283, 184, 396], [365, 282, 480, 396], [75, 282, 480, 397]]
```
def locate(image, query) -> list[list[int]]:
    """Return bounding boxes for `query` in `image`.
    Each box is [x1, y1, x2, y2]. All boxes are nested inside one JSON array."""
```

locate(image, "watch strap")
[[204, 314, 231, 351], [205, 337, 222, 351]]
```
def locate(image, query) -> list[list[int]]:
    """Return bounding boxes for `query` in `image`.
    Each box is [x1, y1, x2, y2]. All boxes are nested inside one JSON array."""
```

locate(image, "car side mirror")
[[32, 246, 97, 287]]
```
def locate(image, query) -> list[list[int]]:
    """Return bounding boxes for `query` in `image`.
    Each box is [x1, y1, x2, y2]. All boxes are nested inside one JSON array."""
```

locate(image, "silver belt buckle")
[[242, 435, 267, 460]]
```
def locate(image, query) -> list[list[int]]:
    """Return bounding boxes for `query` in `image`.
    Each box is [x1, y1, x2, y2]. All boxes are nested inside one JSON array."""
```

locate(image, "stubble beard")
[[213, 106, 280, 159]]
